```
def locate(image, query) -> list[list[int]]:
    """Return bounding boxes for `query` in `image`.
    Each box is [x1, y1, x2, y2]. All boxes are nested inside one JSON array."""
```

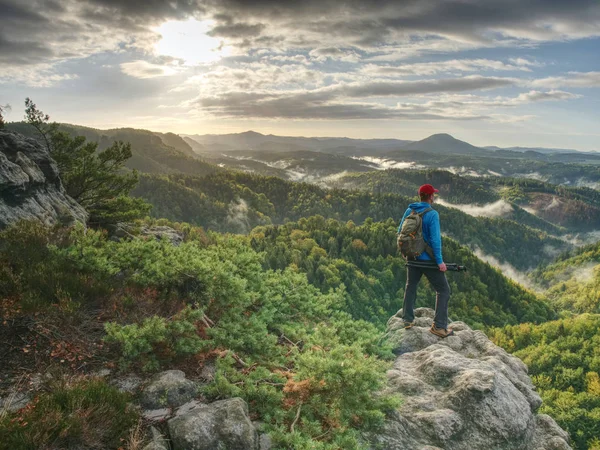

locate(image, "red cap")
[[418, 184, 439, 195]]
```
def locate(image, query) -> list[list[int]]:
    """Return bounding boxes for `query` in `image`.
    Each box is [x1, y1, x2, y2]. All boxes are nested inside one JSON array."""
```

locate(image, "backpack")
[[397, 208, 434, 260]]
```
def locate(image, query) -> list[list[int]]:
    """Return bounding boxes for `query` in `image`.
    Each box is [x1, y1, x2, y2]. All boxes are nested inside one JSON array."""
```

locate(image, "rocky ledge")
[[370, 307, 571, 450], [0, 130, 87, 229]]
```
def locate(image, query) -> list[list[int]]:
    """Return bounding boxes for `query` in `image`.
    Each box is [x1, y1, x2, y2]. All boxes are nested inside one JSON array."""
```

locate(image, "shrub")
[[0, 378, 138, 450], [104, 306, 207, 371]]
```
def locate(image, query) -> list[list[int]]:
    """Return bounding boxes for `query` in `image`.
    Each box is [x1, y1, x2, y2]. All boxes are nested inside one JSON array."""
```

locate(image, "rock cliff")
[[0, 130, 87, 228], [372, 307, 571, 450]]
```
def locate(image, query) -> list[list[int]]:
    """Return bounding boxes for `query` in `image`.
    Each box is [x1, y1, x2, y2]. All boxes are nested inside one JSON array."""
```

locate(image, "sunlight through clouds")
[[153, 19, 231, 65]]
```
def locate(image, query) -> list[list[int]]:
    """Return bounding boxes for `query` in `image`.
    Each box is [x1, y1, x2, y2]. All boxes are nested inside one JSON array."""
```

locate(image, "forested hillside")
[[6, 122, 218, 177], [249, 217, 555, 328], [131, 171, 570, 270], [491, 315, 600, 450], [335, 169, 564, 234], [532, 242, 600, 313], [3, 122, 599, 448]]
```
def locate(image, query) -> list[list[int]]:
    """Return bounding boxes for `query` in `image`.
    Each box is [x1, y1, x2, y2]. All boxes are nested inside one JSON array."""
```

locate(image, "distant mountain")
[[183, 136, 207, 154], [393, 133, 491, 157], [183, 131, 413, 156], [485, 145, 583, 155]]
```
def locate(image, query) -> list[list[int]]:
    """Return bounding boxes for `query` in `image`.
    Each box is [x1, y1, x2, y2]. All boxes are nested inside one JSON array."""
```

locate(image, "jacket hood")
[[408, 202, 433, 213]]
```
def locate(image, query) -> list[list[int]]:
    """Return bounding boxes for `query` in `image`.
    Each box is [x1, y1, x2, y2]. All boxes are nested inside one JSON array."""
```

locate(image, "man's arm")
[[428, 211, 444, 266]]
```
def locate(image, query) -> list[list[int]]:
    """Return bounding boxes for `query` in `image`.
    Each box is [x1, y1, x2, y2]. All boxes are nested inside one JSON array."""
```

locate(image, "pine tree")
[[23, 98, 150, 226]]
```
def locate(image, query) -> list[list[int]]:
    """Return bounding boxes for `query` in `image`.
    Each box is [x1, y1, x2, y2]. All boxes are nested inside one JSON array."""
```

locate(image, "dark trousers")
[[402, 265, 451, 329]]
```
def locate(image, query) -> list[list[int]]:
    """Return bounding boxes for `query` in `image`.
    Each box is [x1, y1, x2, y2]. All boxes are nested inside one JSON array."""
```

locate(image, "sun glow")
[[154, 19, 230, 65]]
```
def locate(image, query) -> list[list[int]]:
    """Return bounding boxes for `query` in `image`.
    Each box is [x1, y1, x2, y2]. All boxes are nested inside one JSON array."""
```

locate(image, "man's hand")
[[438, 262, 447, 272]]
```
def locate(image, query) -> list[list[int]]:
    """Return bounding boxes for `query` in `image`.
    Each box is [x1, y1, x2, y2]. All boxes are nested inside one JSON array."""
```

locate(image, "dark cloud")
[[0, 34, 54, 65], [2, 0, 599, 72], [196, 90, 488, 120], [203, 0, 600, 46], [191, 74, 515, 119], [85, 0, 204, 20], [336, 76, 515, 97]]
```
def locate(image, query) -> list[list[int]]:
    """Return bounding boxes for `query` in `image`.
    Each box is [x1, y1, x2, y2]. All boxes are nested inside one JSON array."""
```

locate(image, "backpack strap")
[[418, 207, 433, 217]]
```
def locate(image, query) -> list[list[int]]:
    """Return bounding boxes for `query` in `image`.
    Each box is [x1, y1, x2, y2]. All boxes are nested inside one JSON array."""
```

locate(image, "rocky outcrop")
[[370, 308, 571, 450], [141, 370, 198, 410], [168, 398, 259, 450], [0, 130, 87, 228], [110, 223, 184, 246], [138, 370, 268, 450]]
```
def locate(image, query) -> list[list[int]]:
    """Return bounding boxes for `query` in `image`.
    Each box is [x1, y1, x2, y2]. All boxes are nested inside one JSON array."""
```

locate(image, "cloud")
[[351, 156, 425, 170], [200, 0, 600, 54], [120, 60, 180, 79], [332, 76, 515, 97], [437, 199, 514, 217], [309, 47, 361, 62], [3, 0, 600, 74], [0, 63, 79, 87], [361, 59, 538, 77], [473, 248, 538, 290], [186, 75, 584, 120], [531, 71, 600, 88]]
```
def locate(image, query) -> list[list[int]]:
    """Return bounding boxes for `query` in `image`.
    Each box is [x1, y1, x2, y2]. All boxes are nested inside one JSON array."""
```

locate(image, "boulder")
[[111, 223, 184, 246], [371, 308, 571, 450], [0, 130, 87, 228], [168, 397, 259, 450], [141, 370, 198, 409], [143, 426, 170, 450]]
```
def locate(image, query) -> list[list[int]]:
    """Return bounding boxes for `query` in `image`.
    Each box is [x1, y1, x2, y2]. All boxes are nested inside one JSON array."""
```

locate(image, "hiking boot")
[[403, 321, 415, 329], [430, 324, 454, 338]]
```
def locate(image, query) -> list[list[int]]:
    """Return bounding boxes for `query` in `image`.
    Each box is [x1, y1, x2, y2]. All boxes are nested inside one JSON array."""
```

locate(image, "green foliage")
[[104, 306, 207, 371], [250, 217, 555, 328], [22, 99, 150, 226], [491, 315, 600, 450], [0, 221, 108, 312], [2, 221, 397, 447], [532, 241, 600, 313], [0, 378, 138, 450], [132, 170, 569, 270]]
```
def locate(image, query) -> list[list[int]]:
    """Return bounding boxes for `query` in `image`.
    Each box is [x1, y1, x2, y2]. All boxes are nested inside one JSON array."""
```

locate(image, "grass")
[[0, 377, 139, 450]]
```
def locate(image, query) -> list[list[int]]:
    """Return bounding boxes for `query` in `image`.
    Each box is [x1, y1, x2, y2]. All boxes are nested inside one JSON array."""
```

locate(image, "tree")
[[0, 103, 10, 129], [24, 98, 150, 226]]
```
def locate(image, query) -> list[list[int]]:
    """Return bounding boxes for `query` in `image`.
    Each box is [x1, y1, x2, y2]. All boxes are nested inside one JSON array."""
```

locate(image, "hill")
[[184, 131, 412, 156], [393, 133, 491, 157], [334, 169, 564, 234], [491, 314, 600, 450], [6, 122, 219, 177], [532, 241, 600, 313], [131, 171, 571, 270]]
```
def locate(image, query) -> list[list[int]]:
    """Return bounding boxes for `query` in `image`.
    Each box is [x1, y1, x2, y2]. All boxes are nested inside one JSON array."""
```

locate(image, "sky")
[[1, 0, 599, 150]]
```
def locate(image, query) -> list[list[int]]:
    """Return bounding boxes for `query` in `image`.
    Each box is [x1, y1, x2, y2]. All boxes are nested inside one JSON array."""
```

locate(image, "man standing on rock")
[[398, 184, 453, 338]]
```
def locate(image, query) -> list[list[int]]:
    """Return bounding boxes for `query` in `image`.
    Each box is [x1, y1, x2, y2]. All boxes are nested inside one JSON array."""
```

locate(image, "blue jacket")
[[397, 202, 443, 264]]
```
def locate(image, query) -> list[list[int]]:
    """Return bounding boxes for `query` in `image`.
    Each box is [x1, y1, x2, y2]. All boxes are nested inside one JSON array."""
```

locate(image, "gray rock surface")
[[370, 308, 571, 450], [0, 130, 87, 229], [143, 426, 170, 450], [168, 397, 259, 450], [0, 391, 30, 413], [141, 370, 198, 409], [143, 408, 172, 422], [113, 374, 143, 394], [111, 223, 184, 246]]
